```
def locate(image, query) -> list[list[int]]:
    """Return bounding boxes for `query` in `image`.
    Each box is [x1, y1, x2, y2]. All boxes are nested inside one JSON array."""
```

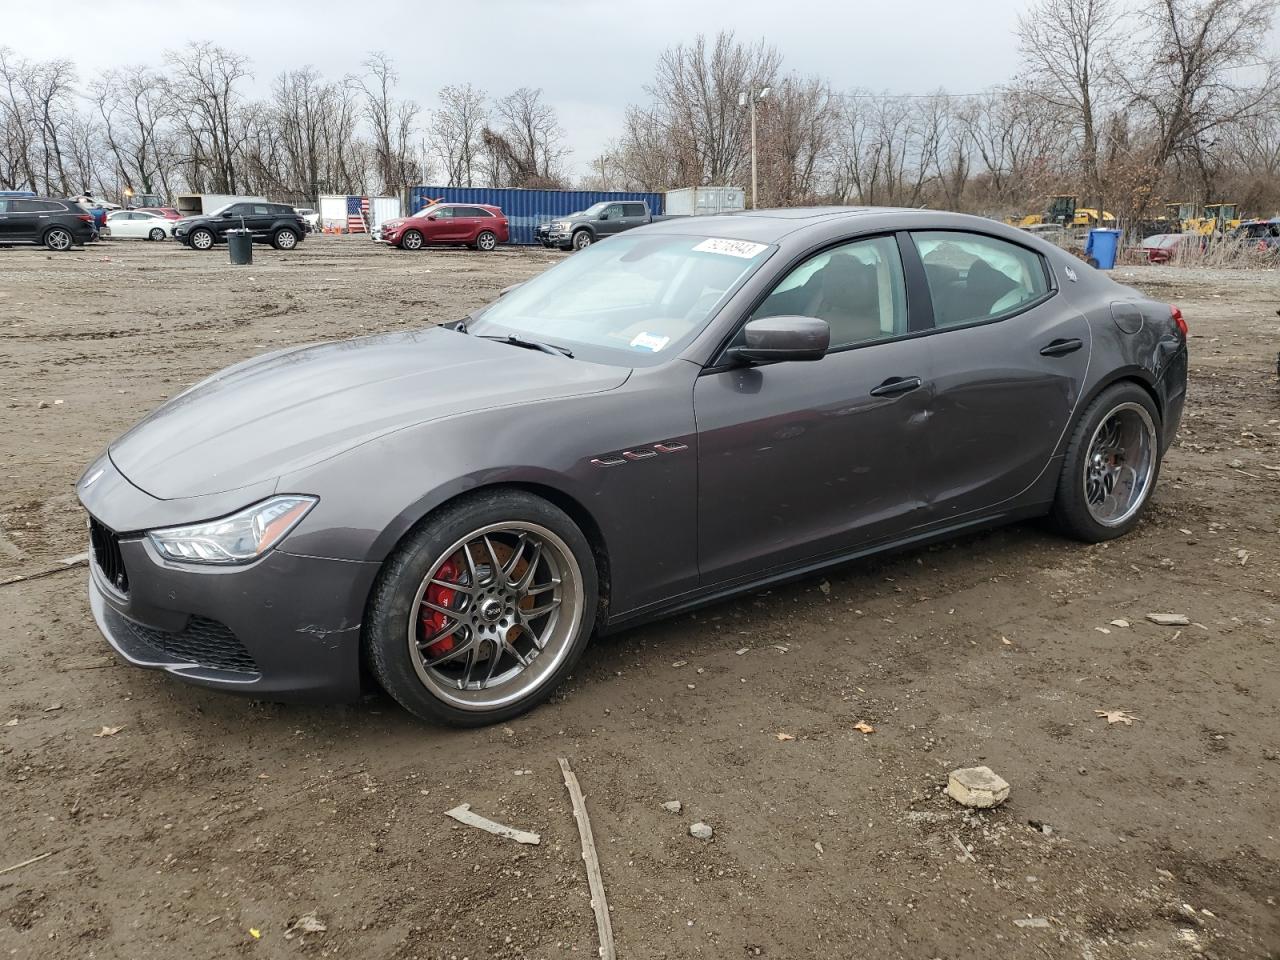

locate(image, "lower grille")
[[118, 615, 259, 675], [89, 516, 129, 594]]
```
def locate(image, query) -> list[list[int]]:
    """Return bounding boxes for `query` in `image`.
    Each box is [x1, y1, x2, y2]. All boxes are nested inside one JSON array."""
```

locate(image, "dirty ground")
[[1, 240, 1277, 959]]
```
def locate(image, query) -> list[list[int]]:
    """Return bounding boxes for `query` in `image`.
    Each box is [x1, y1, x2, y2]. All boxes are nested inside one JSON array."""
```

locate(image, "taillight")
[[78, 214, 93, 223], [1170, 304, 1187, 336]]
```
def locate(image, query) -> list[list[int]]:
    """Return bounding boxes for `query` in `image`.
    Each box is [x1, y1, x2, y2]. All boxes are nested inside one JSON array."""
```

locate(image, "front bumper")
[[79, 458, 380, 701]]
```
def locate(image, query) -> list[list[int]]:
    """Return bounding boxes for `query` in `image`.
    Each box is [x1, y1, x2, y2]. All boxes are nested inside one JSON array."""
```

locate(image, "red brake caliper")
[[420, 559, 460, 657]]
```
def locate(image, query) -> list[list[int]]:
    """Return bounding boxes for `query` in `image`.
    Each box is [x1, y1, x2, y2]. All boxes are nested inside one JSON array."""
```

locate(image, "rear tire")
[[44, 227, 73, 251], [476, 230, 497, 251], [272, 227, 298, 250], [366, 489, 598, 726], [1050, 382, 1162, 542]]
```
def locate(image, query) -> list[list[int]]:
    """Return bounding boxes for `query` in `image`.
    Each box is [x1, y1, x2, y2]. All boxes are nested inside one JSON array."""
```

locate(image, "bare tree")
[[165, 42, 252, 193], [1017, 0, 1124, 208], [755, 74, 838, 205], [90, 65, 174, 199], [433, 83, 487, 187], [354, 52, 420, 193], [1129, 0, 1279, 201], [482, 87, 567, 187]]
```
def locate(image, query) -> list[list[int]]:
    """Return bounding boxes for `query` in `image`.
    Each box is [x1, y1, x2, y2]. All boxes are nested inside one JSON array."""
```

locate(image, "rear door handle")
[[869, 376, 923, 398], [1040, 337, 1083, 357]]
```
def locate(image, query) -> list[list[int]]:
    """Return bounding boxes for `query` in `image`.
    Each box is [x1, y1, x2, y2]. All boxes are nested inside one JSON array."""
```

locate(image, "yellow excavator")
[[1007, 195, 1114, 229], [1187, 203, 1242, 236]]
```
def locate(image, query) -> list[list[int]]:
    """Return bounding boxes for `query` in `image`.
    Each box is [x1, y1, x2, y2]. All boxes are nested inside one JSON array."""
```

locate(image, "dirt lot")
[[1, 237, 1277, 960]]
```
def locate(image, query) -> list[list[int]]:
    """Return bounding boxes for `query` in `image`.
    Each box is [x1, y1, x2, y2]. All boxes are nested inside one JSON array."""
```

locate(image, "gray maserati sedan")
[[77, 208, 1188, 725]]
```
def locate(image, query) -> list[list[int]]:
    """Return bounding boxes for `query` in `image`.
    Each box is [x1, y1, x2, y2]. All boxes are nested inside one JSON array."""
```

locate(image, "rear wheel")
[[1051, 382, 1162, 542], [366, 489, 598, 726], [401, 229, 423, 250], [476, 230, 497, 251], [44, 227, 73, 251], [189, 228, 215, 251], [272, 227, 298, 250]]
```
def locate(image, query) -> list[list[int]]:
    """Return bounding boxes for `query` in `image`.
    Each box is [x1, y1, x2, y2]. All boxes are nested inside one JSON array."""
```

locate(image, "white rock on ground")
[[661, 800, 682, 814], [947, 766, 1010, 809], [689, 821, 713, 840]]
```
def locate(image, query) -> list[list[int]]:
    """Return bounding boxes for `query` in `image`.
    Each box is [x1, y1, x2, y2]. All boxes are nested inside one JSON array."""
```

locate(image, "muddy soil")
[[1, 238, 1277, 959]]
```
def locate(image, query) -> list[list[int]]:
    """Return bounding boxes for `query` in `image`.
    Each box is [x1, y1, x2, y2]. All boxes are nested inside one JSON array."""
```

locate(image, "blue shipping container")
[[408, 186, 665, 245]]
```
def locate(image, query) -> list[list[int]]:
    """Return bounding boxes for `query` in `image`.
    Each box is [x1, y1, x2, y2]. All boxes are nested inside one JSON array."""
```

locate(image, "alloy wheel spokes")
[[1083, 404, 1157, 526], [409, 522, 578, 702]]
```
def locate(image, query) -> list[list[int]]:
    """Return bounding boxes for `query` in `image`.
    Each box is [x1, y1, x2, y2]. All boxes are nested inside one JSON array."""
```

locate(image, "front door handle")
[[1040, 337, 1083, 357], [870, 376, 923, 398]]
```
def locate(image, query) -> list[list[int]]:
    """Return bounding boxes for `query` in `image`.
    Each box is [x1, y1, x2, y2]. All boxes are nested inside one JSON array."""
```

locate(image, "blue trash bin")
[[1085, 228, 1122, 269]]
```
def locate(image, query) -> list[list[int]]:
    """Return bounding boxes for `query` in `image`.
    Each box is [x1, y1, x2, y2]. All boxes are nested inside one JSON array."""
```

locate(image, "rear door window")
[[624, 203, 647, 218], [912, 231, 1050, 327]]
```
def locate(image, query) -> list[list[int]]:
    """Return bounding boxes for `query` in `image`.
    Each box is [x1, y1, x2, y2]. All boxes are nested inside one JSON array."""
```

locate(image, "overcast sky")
[[9, 0, 1278, 177]]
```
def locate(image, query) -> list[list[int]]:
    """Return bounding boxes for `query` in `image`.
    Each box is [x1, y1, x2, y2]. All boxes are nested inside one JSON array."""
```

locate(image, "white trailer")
[[176, 193, 267, 217]]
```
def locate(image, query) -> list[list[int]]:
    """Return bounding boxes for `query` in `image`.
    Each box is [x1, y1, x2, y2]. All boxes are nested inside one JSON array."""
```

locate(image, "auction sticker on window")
[[692, 237, 768, 259], [630, 331, 671, 352]]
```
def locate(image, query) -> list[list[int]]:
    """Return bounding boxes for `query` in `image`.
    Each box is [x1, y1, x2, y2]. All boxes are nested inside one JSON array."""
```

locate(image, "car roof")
[[642, 206, 1007, 244]]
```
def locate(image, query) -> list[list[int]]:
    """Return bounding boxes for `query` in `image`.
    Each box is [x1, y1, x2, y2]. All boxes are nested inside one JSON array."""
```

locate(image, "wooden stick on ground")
[[558, 758, 616, 960], [0, 850, 54, 875]]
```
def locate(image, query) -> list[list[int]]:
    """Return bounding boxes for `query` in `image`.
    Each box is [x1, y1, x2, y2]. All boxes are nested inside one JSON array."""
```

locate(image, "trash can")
[[227, 229, 253, 265], [1085, 228, 1122, 270]]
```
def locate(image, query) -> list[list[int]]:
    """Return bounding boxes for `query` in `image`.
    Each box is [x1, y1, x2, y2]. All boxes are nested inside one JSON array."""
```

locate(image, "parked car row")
[[0, 196, 99, 249]]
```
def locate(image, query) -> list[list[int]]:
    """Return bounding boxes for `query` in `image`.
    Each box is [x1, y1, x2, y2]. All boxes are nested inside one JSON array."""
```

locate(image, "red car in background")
[[135, 206, 181, 220], [378, 203, 508, 251]]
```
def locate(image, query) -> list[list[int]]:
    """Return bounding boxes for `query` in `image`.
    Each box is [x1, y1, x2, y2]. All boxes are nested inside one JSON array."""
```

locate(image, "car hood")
[[110, 327, 631, 500]]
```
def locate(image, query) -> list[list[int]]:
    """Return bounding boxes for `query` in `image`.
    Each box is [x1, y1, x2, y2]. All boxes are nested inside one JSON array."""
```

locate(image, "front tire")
[[475, 230, 497, 251], [272, 227, 298, 250], [401, 229, 423, 250], [148, 227, 166, 241], [572, 229, 593, 251], [366, 489, 598, 726], [1050, 382, 1162, 542], [44, 227, 73, 251], [189, 228, 215, 251]]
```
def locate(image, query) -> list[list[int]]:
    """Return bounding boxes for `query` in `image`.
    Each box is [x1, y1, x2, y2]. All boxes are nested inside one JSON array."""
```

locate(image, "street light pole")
[[740, 86, 770, 209]]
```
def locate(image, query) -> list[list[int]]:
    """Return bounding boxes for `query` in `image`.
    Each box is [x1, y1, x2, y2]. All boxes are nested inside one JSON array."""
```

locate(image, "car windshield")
[[468, 233, 774, 366], [580, 202, 609, 218]]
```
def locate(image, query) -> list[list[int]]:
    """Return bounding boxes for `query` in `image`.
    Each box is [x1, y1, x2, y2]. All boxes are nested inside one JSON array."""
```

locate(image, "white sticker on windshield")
[[692, 237, 768, 259], [630, 332, 670, 352]]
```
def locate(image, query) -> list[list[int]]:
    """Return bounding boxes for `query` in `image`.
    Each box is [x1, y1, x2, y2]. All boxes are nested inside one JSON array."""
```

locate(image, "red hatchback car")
[[380, 203, 508, 251]]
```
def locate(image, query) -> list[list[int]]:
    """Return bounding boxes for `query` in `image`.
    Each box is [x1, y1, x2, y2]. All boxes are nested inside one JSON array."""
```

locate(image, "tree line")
[[0, 42, 570, 204], [2, 0, 1277, 222]]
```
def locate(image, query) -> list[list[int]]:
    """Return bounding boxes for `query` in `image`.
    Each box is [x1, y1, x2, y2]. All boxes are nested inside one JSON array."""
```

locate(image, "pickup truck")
[[537, 200, 668, 251]]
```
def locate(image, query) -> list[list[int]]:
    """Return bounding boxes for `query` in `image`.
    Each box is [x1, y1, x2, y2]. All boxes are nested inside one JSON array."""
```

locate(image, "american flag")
[[346, 196, 369, 233]]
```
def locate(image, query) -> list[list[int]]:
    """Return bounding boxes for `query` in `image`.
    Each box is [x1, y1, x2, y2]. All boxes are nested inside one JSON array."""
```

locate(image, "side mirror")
[[728, 316, 830, 364], [426, 214, 438, 221], [221, 210, 234, 218], [598, 211, 610, 221]]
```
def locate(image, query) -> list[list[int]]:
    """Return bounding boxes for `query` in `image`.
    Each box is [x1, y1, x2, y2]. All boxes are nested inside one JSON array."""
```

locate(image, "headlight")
[[554, 221, 571, 232], [148, 495, 317, 564]]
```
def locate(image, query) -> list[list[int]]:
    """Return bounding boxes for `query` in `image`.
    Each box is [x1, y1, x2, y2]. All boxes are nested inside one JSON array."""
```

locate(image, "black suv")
[[0, 197, 97, 250], [175, 201, 307, 251]]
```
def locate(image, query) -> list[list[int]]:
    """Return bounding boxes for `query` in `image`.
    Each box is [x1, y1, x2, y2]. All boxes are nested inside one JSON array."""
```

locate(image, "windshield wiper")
[[478, 333, 574, 359]]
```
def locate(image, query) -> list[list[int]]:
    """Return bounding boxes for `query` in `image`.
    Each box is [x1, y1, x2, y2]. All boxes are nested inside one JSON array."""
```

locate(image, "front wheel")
[[1050, 383, 1162, 542], [400, 229, 423, 250], [475, 230, 497, 251], [272, 228, 298, 250], [44, 227, 73, 251], [366, 490, 598, 726], [572, 229, 593, 251], [189, 228, 215, 251], [148, 227, 166, 241]]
